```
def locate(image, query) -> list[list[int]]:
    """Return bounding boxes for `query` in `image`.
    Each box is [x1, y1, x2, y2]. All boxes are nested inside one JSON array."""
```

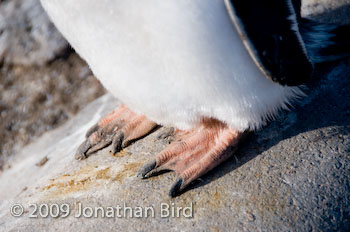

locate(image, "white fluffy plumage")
[[40, 0, 304, 131]]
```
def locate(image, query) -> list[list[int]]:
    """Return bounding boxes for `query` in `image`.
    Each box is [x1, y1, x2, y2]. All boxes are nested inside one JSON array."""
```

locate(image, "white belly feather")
[[40, 0, 303, 131]]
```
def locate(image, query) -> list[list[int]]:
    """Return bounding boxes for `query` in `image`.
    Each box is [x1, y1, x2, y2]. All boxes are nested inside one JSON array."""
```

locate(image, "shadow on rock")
[[181, 57, 350, 194]]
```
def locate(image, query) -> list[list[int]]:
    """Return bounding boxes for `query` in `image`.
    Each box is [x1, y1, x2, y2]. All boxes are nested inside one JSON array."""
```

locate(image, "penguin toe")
[[75, 140, 91, 160], [137, 118, 246, 197], [168, 178, 183, 197], [75, 104, 157, 159]]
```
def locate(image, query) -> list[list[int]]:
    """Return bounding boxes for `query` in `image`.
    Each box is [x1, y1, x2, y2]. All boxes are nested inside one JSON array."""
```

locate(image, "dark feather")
[[300, 19, 350, 63], [225, 0, 313, 86]]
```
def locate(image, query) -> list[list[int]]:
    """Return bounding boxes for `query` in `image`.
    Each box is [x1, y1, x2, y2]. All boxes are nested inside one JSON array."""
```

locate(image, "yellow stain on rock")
[[112, 162, 142, 183], [42, 166, 111, 195], [41, 162, 142, 198], [112, 149, 131, 157]]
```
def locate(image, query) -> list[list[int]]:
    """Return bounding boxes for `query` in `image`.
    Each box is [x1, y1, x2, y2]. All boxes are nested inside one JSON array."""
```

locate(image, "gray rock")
[[302, 0, 350, 24], [0, 1, 349, 231], [0, 0, 68, 66], [1, 60, 349, 231]]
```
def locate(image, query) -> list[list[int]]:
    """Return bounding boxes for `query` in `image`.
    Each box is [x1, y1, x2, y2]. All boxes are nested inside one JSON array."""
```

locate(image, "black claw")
[[75, 140, 91, 160], [169, 178, 183, 197], [111, 131, 124, 154], [121, 139, 131, 149], [85, 123, 99, 138], [137, 160, 157, 179], [86, 139, 112, 155], [144, 167, 170, 178]]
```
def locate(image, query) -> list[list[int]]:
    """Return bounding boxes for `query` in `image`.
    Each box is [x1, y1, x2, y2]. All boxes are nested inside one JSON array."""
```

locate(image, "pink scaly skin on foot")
[[137, 118, 247, 197], [75, 104, 157, 160], [76, 105, 246, 197]]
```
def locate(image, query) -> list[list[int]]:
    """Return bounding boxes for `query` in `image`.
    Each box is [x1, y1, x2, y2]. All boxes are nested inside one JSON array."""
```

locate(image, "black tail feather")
[[300, 19, 350, 63]]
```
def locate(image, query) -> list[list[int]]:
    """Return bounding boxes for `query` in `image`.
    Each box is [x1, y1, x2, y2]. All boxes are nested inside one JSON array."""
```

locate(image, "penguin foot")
[[137, 118, 246, 197], [75, 104, 157, 160]]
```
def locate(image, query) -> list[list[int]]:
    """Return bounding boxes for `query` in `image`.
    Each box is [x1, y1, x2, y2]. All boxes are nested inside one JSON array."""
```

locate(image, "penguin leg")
[[75, 104, 157, 160], [137, 118, 246, 197]]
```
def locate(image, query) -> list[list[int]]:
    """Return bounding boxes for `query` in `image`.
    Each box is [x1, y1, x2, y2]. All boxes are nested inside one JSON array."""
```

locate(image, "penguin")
[[39, 0, 350, 196]]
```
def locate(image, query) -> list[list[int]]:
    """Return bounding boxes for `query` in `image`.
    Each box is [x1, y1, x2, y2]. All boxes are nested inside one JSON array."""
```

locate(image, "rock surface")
[[0, 0, 67, 66], [302, 0, 350, 23], [0, 1, 350, 231], [0, 0, 106, 163]]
